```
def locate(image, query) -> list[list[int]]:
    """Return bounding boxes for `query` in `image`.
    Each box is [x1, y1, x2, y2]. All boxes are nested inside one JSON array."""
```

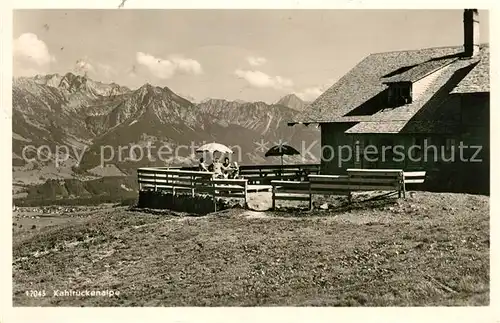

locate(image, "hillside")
[[12, 192, 489, 306]]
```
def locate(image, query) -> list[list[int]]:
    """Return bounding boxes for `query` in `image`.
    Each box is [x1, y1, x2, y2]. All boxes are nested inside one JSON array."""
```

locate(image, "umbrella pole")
[[279, 155, 283, 179]]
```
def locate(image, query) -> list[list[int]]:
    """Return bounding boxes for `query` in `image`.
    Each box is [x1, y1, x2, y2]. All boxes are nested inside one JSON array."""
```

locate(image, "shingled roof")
[[451, 46, 490, 93], [292, 44, 489, 129], [346, 55, 481, 134]]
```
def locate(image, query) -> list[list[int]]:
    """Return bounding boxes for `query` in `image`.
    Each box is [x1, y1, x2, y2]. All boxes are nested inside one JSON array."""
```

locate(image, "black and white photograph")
[[9, 6, 491, 308]]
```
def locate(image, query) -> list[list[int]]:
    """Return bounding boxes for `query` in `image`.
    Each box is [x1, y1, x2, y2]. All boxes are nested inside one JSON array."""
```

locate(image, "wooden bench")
[[271, 180, 311, 209], [271, 169, 418, 209], [195, 178, 249, 198], [240, 164, 320, 184], [271, 174, 354, 209], [308, 174, 351, 196], [403, 171, 427, 184], [308, 169, 427, 208], [346, 168, 405, 197], [248, 173, 307, 184]]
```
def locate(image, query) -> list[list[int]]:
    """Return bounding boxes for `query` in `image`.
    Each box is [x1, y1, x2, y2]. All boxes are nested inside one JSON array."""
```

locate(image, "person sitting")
[[222, 157, 230, 169], [221, 157, 231, 178], [211, 158, 224, 178], [198, 157, 209, 172], [231, 161, 240, 179]]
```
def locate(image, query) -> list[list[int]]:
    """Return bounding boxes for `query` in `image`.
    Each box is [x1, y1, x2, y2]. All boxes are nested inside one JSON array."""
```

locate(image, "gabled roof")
[[292, 45, 489, 127], [346, 57, 478, 134]]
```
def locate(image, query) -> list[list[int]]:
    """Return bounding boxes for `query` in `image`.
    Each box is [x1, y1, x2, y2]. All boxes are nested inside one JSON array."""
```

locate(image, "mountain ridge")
[[276, 93, 309, 111], [12, 73, 320, 201]]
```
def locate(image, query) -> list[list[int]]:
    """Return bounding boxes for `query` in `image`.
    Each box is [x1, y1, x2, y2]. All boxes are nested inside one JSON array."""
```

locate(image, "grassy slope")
[[13, 192, 489, 306]]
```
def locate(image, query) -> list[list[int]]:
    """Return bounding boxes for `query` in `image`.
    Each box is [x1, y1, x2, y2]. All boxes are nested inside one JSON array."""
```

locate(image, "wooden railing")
[[137, 168, 214, 194], [137, 168, 249, 211], [179, 163, 320, 183], [271, 169, 426, 209], [138, 166, 426, 211], [239, 163, 319, 184], [178, 163, 320, 184]]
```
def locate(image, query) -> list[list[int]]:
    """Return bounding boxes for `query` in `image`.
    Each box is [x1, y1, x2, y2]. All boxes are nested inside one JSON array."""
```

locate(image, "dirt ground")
[[12, 191, 489, 306]]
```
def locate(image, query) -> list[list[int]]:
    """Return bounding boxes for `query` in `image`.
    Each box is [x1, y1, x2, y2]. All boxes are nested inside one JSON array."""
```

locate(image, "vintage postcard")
[[3, 1, 496, 321]]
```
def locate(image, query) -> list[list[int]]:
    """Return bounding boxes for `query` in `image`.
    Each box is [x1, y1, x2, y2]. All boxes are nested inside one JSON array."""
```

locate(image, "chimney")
[[463, 9, 480, 57]]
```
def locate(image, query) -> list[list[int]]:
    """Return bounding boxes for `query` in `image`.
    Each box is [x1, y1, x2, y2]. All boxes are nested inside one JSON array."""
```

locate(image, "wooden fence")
[[271, 169, 426, 209], [137, 168, 249, 211], [137, 168, 214, 194], [179, 163, 320, 184], [138, 166, 426, 212]]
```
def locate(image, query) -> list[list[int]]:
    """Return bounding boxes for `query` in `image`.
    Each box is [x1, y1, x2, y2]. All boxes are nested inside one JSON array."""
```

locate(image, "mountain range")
[[12, 73, 320, 202]]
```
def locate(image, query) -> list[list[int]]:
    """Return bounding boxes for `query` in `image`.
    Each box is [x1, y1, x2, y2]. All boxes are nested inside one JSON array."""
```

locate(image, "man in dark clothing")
[[198, 157, 209, 172], [221, 157, 231, 177]]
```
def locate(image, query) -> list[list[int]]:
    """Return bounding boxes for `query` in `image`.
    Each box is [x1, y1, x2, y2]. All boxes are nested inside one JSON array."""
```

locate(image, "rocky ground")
[[12, 191, 489, 306]]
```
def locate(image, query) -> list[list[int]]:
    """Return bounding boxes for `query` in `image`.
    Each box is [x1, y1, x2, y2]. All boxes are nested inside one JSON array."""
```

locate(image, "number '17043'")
[[25, 290, 46, 297]]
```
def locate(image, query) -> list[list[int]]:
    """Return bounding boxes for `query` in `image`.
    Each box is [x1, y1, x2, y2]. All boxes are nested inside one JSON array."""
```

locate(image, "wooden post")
[[308, 180, 313, 211], [347, 171, 352, 203], [397, 171, 401, 198], [191, 175, 195, 197], [272, 182, 276, 210], [401, 171, 406, 198], [212, 178, 217, 212], [171, 172, 175, 195], [244, 180, 248, 208]]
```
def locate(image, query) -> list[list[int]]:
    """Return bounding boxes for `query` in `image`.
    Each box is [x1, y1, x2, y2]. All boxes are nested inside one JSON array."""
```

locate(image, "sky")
[[13, 9, 490, 103]]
